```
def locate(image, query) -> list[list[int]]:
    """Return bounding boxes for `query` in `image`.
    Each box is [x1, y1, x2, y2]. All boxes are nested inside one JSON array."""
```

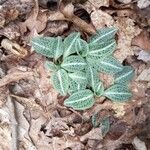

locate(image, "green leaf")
[[64, 89, 95, 110], [100, 117, 110, 137], [86, 66, 100, 93], [51, 69, 69, 96], [68, 79, 87, 95], [92, 113, 100, 127], [94, 82, 104, 97], [32, 37, 55, 58], [89, 27, 118, 46], [103, 84, 132, 102], [44, 61, 58, 72], [75, 38, 89, 57], [53, 36, 64, 61], [61, 55, 87, 72], [87, 56, 123, 74], [63, 32, 80, 58], [88, 39, 116, 58], [114, 66, 134, 84], [69, 71, 87, 84]]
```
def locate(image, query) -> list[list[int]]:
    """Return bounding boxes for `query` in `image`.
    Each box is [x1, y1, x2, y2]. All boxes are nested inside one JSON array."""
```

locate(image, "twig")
[[7, 95, 18, 150]]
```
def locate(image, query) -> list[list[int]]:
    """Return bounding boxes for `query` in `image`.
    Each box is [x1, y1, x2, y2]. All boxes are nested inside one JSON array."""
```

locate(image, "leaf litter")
[[0, 0, 149, 149]]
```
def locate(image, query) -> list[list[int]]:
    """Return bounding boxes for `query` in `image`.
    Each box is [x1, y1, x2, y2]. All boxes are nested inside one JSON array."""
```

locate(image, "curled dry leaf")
[[0, 69, 33, 87], [60, 3, 96, 34], [132, 31, 150, 52], [10, 94, 43, 112], [1, 39, 28, 58], [20, 0, 47, 34]]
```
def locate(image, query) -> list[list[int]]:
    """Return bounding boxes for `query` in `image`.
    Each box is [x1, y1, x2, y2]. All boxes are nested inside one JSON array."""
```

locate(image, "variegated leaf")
[[44, 61, 58, 72], [88, 39, 116, 58], [86, 66, 100, 92], [61, 55, 87, 72], [64, 89, 95, 110], [94, 82, 104, 97], [51, 69, 69, 96], [63, 32, 80, 58], [69, 71, 87, 84], [89, 27, 118, 46], [100, 117, 110, 137], [103, 84, 132, 102], [68, 79, 87, 95], [87, 56, 123, 74], [114, 66, 134, 84], [32, 37, 55, 58], [53, 36, 64, 61], [75, 38, 89, 57]]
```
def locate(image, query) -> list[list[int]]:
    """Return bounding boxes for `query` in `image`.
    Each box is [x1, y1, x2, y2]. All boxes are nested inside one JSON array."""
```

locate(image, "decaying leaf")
[[114, 18, 141, 62], [136, 68, 150, 82], [91, 9, 114, 29], [0, 69, 33, 87], [1, 39, 28, 58], [132, 31, 150, 52]]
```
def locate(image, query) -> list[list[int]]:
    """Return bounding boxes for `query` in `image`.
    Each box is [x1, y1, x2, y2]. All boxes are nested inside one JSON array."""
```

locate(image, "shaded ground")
[[0, 0, 149, 149]]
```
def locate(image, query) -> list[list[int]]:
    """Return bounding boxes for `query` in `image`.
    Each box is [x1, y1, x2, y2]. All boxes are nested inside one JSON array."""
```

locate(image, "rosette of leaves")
[[32, 27, 134, 111]]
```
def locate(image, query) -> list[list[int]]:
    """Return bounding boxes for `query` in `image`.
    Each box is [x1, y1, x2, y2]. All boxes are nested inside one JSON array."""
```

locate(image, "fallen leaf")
[[137, 0, 150, 9], [137, 50, 150, 62], [60, 3, 96, 34], [132, 31, 150, 52], [1, 39, 28, 58], [132, 137, 147, 150], [91, 9, 114, 29], [114, 17, 141, 62], [0, 69, 33, 87], [136, 68, 150, 82]]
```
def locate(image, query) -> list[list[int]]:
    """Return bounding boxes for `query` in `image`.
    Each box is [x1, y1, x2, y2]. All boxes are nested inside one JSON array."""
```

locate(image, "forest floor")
[[0, 0, 149, 149]]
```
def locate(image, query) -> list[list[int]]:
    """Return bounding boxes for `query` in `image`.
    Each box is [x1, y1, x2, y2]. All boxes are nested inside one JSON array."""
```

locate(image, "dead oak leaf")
[[20, 0, 47, 34], [91, 9, 114, 29], [132, 31, 150, 52], [114, 17, 141, 62]]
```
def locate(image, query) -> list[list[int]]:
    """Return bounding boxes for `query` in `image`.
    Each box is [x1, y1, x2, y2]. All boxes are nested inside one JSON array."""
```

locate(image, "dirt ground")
[[0, 0, 149, 149]]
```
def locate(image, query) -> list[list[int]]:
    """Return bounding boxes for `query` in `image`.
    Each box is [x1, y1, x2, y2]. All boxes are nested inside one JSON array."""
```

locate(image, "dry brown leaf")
[[80, 128, 103, 142], [0, 22, 20, 40], [136, 68, 150, 82], [0, 87, 8, 107], [114, 17, 141, 62], [85, 0, 109, 11], [137, 50, 150, 62], [132, 137, 147, 150], [20, 0, 47, 34], [1, 39, 28, 58], [137, 0, 150, 9], [60, 3, 96, 34], [0, 69, 33, 87], [91, 9, 114, 29], [132, 31, 150, 52], [117, 0, 132, 4], [10, 94, 43, 112]]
